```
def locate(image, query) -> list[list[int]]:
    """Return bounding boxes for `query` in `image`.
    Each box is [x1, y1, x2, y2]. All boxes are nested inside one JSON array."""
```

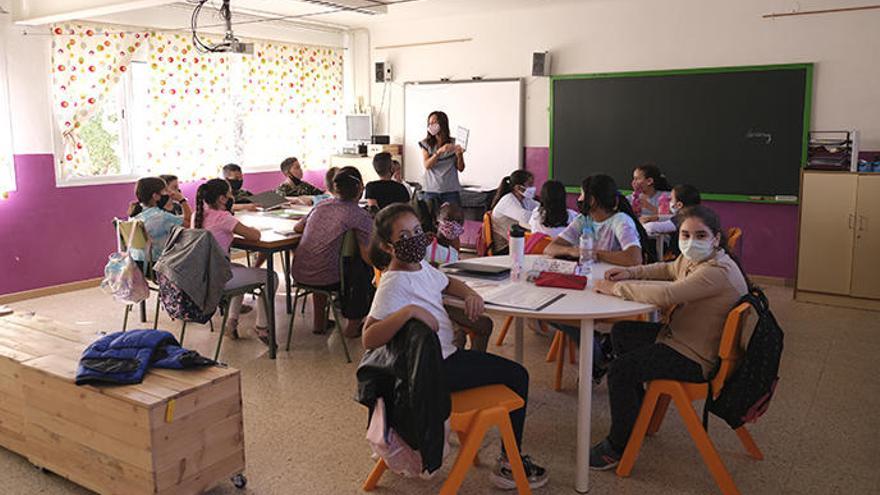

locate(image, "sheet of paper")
[[455, 126, 470, 150], [477, 283, 564, 311], [530, 258, 578, 275]]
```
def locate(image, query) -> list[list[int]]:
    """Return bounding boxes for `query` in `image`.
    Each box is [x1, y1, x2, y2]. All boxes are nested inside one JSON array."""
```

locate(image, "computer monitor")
[[345, 114, 372, 142]]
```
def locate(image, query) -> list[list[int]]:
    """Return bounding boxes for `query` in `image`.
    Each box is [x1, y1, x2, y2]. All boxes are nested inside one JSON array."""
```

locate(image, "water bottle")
[[509, 224, 526, 282], [579, 234, 594, 275]]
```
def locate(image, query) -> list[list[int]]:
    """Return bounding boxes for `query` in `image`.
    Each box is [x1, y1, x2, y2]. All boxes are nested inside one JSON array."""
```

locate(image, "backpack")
[[703, 287, 784, 430], [157, 272, 215, 324]]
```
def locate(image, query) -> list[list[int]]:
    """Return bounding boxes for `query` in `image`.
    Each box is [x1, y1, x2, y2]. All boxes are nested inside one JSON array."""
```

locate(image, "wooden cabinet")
[[851, 175, 880, 298], [796, 171, 880, 309]]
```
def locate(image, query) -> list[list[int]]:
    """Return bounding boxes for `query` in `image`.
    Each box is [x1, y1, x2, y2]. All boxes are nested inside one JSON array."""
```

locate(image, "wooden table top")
[[232, 210, 306, 250]]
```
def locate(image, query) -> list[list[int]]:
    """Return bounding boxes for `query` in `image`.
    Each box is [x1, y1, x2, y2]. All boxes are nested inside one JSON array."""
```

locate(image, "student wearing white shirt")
[[528, 180, 578, 238], [490, 170, 538, 254], [643, 184, 702, 235], [364, 204, 548, 490]]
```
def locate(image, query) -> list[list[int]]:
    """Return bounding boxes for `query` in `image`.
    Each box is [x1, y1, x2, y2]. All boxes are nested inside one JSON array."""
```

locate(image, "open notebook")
[[464, 282, 565, 311]]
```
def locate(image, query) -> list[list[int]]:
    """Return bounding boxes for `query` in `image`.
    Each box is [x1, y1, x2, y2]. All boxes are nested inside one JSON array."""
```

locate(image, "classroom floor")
[[3, 272, 879, 495]]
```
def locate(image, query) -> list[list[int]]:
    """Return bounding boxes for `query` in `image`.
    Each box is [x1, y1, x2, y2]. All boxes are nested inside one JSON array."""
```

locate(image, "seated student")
[[490, 170, 538, 254], [588, 205, 749, 470], [276, 157, 324, 198], [222, 164, 258, 212], [426, 202, 464, 266], [158, 174, 192, 226], [289, 167, 338, 206], [528, 179, 578, 238], [365, 204, 547, 489], [128, 177, 184, 264], [292, 166, 373, 338], [193, 179, 278, 342], [545, 174, 648, 267], [628, 164, 671, 220], [644, 184, 701, 235], [365, 152, 410, 210], [391, 159, 415, 197]]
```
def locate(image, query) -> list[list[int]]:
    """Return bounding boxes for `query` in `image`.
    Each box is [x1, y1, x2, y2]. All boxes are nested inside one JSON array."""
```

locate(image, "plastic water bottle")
[[579, 234, 594, 276], [509, 224, 526, 282]]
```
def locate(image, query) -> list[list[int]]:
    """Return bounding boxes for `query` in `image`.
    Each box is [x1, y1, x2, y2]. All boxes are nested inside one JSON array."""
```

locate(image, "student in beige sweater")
[[588, 205, 749, 471]]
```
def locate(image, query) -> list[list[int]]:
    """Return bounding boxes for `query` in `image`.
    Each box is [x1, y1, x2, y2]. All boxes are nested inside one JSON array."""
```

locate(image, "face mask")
[[225, 198, 234, 212], [157, 194, 170, 209], [669, 202, 680, 215], [393, 232, 430, 263], [427, 123, 441, 136], [288, 173, 302, 185], [438, 220, 464, 240], [522, 186, 536, 200], [229, 179, 243, 192], [679, 237, 716, 262]]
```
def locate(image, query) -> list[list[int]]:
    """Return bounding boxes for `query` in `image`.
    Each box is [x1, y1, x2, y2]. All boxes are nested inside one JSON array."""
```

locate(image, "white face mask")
[[522, 186, 536, 200], [427, 123, 440, 136], [669, 201, 680, 215], [679, 237, 716, 262]]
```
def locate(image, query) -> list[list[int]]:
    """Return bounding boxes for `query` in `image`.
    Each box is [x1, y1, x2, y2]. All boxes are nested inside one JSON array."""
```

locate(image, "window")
[[51, 24, 344, 185], [0, 19, 15, 196]]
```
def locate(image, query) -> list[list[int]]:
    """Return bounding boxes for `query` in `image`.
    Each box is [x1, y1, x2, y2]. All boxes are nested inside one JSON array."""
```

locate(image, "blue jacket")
[[76, 329, 214, 385]]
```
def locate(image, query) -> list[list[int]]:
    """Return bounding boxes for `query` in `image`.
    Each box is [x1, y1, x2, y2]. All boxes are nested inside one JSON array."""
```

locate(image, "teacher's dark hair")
[[424, 110, 451, 148]]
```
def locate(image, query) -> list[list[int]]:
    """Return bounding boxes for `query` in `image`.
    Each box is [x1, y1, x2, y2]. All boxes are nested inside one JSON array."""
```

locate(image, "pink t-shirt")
[[196, 207, 239, 253]]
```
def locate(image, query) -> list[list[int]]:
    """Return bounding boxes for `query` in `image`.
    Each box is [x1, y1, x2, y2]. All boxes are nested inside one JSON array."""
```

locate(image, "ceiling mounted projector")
[[191, 0, 254, 55]]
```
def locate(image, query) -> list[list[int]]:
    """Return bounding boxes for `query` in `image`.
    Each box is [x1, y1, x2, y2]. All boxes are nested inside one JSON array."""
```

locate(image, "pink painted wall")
[[0, 154, 326, 295], [523, 146, 801, 279]]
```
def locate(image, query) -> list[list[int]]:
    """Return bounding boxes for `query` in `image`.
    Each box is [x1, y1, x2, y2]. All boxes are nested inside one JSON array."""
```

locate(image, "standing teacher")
[[419, 111, 465, 206]]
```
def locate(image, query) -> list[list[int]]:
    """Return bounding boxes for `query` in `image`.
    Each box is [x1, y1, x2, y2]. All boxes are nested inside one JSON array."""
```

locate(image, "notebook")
[[249, 191, 288, 211]]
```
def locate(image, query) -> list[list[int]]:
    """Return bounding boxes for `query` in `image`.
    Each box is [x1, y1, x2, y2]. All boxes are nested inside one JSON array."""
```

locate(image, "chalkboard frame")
[[548, 63, 814, 204]]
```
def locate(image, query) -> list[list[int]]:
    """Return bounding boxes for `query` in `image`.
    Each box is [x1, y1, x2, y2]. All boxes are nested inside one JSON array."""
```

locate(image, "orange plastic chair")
[[478, 212, 495, 257], [726, 227, 742, 254], [363, 384, 532, 495], [616, 302, 763, 495]]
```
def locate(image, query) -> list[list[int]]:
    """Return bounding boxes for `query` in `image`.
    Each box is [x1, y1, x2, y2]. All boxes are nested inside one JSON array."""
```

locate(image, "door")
[[797, 172, 858, 294], [850, 175, 880, 298]]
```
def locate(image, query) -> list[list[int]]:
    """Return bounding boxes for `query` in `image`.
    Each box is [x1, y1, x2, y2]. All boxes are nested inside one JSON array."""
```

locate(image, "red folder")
[[533, 271, 588, 290]]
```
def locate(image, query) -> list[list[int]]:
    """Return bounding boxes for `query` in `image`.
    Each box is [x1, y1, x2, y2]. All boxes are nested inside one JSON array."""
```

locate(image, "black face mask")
[[157, 194, 170, 209], [226, 198, 234, 211], [228, 179, 243, 192], [287, 173, 302, 185]]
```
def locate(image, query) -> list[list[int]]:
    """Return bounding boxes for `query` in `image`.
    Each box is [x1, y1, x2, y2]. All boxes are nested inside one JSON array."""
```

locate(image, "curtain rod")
[[763, 4, 880, 18], [374, 38, 472, 50]]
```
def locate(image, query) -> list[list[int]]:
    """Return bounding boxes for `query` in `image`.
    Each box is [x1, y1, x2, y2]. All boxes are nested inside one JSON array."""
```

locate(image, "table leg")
[[266, 251, 277, 359], [576, 318, 595, 493], [283, 250, 292, 314], [514, 317, 524, 364]]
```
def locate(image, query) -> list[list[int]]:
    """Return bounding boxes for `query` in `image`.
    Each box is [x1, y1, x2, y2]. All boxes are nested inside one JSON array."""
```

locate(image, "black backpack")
[[703, 287, 784, 430]]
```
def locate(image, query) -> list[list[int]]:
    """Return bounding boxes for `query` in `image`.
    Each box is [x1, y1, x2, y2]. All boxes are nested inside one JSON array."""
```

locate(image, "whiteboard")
[[404, 79, 522, 191]]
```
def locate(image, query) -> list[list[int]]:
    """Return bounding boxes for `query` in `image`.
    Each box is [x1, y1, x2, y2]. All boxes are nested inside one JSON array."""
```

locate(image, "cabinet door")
[[851, 175, 880, 298], [797, 173, 858, 294]]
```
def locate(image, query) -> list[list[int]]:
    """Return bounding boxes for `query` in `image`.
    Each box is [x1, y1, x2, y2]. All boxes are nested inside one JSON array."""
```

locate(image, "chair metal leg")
[[214, 302, 230, 361], [152, 296, 161, 330], [139, 300, 147, 323], [123, 304, 132, 332], [209, 319, 215, 333], [330, 298, 351, 363], [179, 321, 187, 344], [301, 291, 308, 314], [286, 298, 297, 352]]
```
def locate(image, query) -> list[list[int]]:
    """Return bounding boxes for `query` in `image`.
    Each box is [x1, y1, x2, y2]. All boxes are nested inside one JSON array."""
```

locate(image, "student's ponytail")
[[615, 191, 657, 263], [128, 201, 143, 217], [194, 185, 206, 229], [491, 169, 533, 209]]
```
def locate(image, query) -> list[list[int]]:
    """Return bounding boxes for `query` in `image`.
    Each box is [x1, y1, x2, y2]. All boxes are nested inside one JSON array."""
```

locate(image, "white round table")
[[444, 255, 655, 493]]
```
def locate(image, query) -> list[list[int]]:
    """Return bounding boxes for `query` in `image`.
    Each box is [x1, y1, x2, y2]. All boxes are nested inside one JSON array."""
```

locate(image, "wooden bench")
[[0, 313, 246, 495]]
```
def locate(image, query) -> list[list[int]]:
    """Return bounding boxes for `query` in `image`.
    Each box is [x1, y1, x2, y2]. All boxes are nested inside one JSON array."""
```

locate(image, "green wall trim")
[[562, 186, 798, 204], [549, 63, 814, 203]]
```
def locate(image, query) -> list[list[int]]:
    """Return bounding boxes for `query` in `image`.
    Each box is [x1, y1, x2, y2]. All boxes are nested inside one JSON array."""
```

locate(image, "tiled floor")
[[3, 280, 879, 494]]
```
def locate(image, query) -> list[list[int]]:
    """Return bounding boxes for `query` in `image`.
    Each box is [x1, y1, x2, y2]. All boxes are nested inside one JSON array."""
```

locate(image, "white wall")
[[366, 0, 880, 150], [2, 3, 348, 155]]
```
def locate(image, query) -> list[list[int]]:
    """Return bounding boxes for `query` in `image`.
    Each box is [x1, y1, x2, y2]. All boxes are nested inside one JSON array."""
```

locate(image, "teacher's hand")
[[594, 279, 618, 295], [437, 143, 454, 155], [454, 145, 464, 155]]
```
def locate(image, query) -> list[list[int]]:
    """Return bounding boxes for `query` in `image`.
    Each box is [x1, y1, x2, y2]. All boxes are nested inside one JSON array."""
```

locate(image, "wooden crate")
[[0, 314, 245, 495]]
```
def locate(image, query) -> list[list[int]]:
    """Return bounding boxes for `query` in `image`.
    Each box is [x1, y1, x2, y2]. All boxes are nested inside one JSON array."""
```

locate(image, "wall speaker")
[[532, 51, 551, 77], [375, 61, 392, 83]]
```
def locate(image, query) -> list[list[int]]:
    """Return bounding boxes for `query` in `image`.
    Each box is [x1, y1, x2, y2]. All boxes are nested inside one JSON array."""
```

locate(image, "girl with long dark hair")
[[490, 170, 537, 254], [528, 180, 578, 238], [629, 163, 672, 219]]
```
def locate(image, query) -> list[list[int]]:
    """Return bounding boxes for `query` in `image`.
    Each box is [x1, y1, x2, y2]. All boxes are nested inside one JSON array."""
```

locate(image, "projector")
[[223, 40, 254, 55]]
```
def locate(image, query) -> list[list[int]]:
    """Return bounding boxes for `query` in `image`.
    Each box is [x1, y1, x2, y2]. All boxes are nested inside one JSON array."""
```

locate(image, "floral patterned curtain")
[[239, 42, 343, 170], [0, 15, 14, 197], [138, 32, 237, 178], [51, 23, 148, 178]]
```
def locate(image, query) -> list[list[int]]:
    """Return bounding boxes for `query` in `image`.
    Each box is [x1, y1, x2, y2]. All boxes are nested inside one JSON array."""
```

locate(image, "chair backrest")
[[339, 229, 359, 294], [524, 232, 551, 255], [480, 212, 494, 256], [709, 301, 752, 394], [115, 218, 150, 251], [726, 227, 742, 253]]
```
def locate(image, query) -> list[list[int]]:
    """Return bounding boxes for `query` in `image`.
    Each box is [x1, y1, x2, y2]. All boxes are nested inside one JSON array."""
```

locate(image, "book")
[[455, 126, 470, 151], [477, 284, 565, 311]]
